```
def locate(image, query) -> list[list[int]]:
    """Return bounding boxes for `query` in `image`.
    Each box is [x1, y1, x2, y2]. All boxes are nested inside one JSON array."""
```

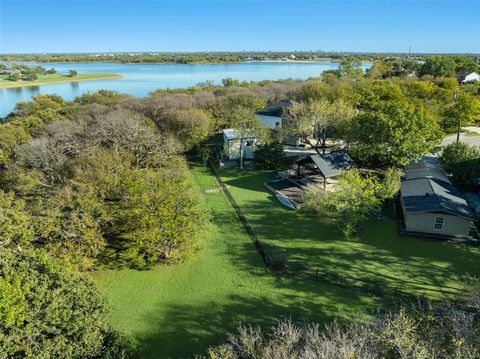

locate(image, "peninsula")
[[0, 63, 121, 89]]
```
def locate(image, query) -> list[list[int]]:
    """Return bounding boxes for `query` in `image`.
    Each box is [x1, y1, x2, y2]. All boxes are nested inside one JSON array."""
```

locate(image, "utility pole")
[[455, 91, 461, 143]]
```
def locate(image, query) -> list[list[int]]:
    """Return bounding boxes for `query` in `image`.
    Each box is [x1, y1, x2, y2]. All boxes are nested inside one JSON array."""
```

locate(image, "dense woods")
[[1, 60, 480, 356]]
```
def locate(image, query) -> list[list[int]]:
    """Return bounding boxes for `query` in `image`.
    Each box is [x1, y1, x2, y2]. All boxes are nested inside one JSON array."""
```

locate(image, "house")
[[256, 99, 300, 146], [456, 71, 480, 83], [400, 178, 475, 238], [400, 158, 476, 238], [295, 151, 355, 189], [256, 99, 297, 129], [222, 128, 256, 160]]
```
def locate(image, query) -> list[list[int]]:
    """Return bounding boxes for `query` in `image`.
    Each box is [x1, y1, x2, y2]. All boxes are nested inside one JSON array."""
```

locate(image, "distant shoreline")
[[0, 73, 123, 89], [1, 59, 342, 66]]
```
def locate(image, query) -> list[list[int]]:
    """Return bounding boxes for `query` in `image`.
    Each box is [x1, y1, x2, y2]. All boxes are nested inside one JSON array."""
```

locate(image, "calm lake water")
[[0, 61, 370, 118]]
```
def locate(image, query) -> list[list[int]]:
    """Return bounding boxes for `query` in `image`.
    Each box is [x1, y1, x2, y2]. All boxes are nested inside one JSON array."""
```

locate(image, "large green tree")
[[344, 83, 443, 167], [302, 169, 399, 237], [441, 142, 480, 191], [419, 56, 456, 78], [284, 99, 354, 153], [0, 249, 131, 358]]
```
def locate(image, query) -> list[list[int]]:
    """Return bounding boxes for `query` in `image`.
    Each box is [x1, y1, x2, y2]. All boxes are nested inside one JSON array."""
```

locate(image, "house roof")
[[222, 128, 256, 141], [456, 71, 480, 81], [296, 151, 355, 178], [256, 99, 298, 117], [401, 178, 475, 220], [404, 157, 451, 184]]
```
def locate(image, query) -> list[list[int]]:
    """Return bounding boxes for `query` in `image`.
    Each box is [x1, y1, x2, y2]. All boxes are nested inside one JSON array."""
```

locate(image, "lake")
[[0, 61, 370, 118]]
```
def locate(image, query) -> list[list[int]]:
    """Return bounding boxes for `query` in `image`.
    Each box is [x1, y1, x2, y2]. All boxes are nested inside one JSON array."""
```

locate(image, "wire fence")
[[207, 160, 426, 301]]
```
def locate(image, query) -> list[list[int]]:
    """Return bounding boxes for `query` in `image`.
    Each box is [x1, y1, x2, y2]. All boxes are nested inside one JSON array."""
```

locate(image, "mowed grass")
[[219, 168, 480, 299], [0, 72, 122, 88], [93, 164, 377, 359]]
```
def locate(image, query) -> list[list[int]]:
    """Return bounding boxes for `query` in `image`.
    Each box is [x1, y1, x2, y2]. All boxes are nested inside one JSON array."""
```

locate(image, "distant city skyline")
[[1, 0, 479, 54]]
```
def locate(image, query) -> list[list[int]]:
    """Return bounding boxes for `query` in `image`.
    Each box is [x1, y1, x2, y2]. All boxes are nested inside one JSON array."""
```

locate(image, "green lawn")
[[219, 169, 480, 299], [93, 164, 377, 358], [0, 72, 122, 88]]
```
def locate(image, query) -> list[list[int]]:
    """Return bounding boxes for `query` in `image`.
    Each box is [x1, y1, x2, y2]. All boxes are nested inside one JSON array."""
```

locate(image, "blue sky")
[[0, 0, 479, 54]]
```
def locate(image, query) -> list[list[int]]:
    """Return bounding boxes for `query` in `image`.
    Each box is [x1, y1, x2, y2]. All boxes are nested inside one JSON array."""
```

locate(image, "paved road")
[[442, 126, 480, 147]]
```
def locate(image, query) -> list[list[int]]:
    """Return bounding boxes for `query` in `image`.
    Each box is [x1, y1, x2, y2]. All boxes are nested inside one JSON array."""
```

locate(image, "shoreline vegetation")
[[0, 73, 122, 89], [0, 51, 447, 65]]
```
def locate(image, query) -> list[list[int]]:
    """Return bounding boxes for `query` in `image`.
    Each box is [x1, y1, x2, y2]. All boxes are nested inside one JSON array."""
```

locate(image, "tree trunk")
[[239, 138, 244, 169]]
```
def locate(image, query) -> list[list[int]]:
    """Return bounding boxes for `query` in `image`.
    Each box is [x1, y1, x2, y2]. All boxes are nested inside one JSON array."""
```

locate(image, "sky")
[[0, 0, 479, 54]]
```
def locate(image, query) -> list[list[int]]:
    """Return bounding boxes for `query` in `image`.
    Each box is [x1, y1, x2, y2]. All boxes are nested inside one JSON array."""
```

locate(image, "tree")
[[0, 191, 35, 249], [36, 184, 108, 269], [441, 142, 480, 191], [8, 70, 21, 81], [284, 99, 354, 153], [229, 106, 265, 169], [344, 84, 443, 167], [419, 56, 456, 78], [0, 123, 31, 169], [222, 78, 240, 87], [442, 91, 480, 133], [120, 167, 209, 264], [338, 57, 363, 78], [253, 141, 288, 169], [302, 170, 385, 237], [68, 69, 77, 77], [24, 72, 38, 81], [161, 108, 212, 151], [0, 248, 131, 357]]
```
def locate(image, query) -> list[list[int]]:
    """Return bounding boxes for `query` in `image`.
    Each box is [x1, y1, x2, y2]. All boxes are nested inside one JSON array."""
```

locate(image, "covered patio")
[[295, 151, 355, 190]]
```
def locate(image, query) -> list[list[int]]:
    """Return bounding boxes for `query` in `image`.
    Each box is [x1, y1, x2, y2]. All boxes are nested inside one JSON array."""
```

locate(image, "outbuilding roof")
[[256, 99, 298, 117], [296, 151, 355, 178], [223, 128, 256, 141], [404, 157, 451, 184], [401, 178, 475, 220]]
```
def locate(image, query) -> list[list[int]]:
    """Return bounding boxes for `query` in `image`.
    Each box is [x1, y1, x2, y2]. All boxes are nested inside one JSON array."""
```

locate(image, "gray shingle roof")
[[401, 178, 475, 220], [404, 157, 451, 184], [296, 151, 355, 178], [256, 99, 298, 117]]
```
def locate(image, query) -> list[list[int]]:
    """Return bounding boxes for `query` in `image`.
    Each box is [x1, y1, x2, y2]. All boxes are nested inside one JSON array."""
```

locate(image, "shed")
[[295, 151, 355, 189], [400, 178, 475, 238], [222, 129, 257, 160]]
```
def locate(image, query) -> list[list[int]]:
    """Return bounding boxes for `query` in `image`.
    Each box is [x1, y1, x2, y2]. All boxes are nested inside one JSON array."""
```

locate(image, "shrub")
[[253, 141, 288, 170]]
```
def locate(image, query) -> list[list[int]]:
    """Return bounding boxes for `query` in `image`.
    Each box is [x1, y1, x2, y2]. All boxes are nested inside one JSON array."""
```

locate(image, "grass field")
[[93, 164, 377, 358], [219, 168, 480, 299], [0, 72, 122, 88]]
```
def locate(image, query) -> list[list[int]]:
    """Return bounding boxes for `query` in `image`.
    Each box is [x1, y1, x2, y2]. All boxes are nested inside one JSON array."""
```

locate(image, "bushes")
[[204, 280, 480, 358], [253, 141, 288, 170]]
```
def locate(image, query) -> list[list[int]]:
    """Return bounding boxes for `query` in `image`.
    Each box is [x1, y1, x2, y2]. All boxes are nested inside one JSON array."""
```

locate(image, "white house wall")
[[224, 139, 256, 160], [256, 114, 282, 129]]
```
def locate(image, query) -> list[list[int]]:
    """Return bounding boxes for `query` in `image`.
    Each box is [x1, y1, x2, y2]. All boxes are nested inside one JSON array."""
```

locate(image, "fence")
[[207, 161, 427, 301]]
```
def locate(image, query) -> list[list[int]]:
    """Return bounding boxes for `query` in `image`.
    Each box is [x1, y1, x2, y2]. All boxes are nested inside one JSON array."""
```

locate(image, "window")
[[275, 121, 280, 128], [434, 217, 445, 231], [245, 140, 254, 147]]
